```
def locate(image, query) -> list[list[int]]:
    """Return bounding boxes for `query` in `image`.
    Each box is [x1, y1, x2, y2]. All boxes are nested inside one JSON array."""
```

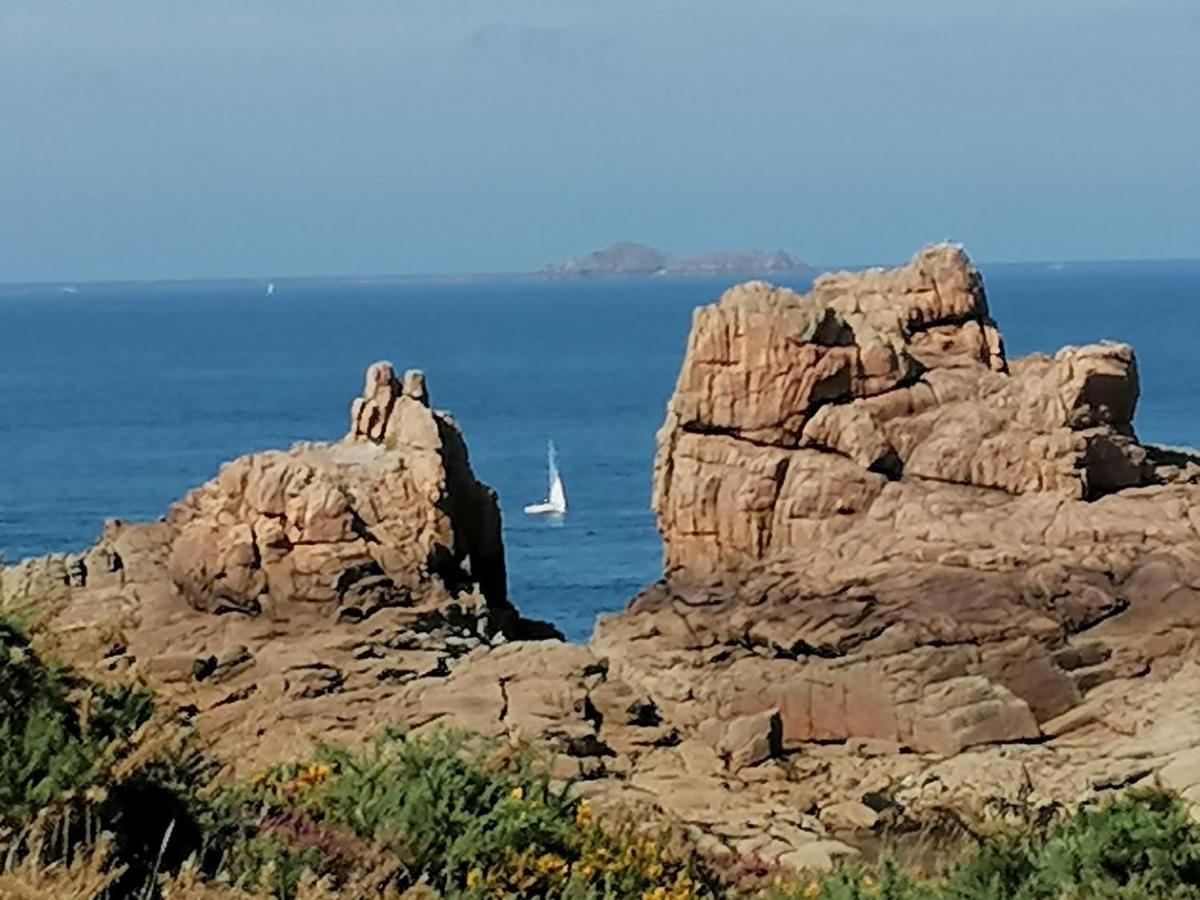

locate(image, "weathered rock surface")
[[168, 362, 509, 621], [11, 252, 1200, 875], [565, 245, 1200, 860], [2, 363, 547, 767], [607, 245, 1197, 756]]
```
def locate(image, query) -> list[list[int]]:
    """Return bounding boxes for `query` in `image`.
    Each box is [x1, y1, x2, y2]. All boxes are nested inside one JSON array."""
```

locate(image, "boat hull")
[[524, 501, 565, 516]]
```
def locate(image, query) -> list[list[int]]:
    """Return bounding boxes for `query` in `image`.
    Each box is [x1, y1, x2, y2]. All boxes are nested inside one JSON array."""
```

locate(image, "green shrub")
[[206, 729, 715, 898], [0, 613, 219, 896], [1013, 789, 1200, 898], [767, 790, 1200, 900], [0, 616, 155, 827]]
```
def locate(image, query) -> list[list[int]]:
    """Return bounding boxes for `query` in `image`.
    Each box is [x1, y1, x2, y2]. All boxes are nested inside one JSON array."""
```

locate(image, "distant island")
[[541, 241, 817, 278]]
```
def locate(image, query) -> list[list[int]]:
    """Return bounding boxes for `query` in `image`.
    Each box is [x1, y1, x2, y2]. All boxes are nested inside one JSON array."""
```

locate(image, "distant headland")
[[540, 241, 817, 278]]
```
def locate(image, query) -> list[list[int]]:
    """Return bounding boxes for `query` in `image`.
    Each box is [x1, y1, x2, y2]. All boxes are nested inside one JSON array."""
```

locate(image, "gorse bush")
[[209, 730, 715, 898], [1014, 789, 1200, 898]]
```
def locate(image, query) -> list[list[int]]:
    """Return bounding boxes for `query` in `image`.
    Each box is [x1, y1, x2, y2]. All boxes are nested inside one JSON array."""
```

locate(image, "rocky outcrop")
[[653, 246, 1148, 577], [167, 362, 507, 621], [596, 244, 1200, 764], [1, 363, 546, 768], [11, 255, 1200, 877]]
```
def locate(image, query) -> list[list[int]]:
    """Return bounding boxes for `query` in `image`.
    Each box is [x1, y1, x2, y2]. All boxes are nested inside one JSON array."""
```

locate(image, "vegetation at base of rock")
[[0, 614, 712, 897], [206, 730, 714, 898], [767, 790, 1200, 899], [0, 612, 222, 895], [6, 617, 1200, 899]]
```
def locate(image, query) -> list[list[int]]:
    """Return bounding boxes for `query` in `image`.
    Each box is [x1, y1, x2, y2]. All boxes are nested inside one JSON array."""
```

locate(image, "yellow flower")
[[803, 881, 821, 899], [301, 762, 333, 784], [575, 800, 594, 825], [535, 853, 569, 880], [250, 770, 269, 786], [669, 872, 696, 900], [466, 869, 482, 888], [287, 762, 335, 791], [510, 785, 525, 802], [861, 874, 877, 892]]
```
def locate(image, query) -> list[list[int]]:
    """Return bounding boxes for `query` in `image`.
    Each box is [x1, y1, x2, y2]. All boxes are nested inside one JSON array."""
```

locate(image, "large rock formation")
[[652, 245, 1147, 577], [597, 246, 1200, 761], [11, 257, 1200, 876]]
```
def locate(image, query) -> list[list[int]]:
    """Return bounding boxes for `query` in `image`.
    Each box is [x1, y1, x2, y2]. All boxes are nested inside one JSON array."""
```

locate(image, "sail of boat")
[[524, 440, 567, 516], [266, 282, 276, 296]]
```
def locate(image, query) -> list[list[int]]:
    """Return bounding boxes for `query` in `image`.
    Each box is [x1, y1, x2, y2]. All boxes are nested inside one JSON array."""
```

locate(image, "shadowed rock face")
[[597, 244, 1200, 757]]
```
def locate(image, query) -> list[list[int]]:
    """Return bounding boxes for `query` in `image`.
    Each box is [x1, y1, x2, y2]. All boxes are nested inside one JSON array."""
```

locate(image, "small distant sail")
[[548, 444, 566, 510], [524, 440, 568, 516], [266, 281, 276, 296]]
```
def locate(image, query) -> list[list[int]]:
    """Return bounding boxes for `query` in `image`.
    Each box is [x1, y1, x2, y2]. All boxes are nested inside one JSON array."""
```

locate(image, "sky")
[[0, 0, 1197, 282]]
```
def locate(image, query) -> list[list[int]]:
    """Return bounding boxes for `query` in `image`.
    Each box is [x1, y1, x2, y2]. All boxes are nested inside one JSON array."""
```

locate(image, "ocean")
[[2, 261, 1198, 640]]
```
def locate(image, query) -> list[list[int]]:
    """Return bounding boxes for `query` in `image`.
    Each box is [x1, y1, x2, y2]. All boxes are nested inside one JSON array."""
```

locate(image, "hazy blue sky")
[[1, 0, 1197, 281]]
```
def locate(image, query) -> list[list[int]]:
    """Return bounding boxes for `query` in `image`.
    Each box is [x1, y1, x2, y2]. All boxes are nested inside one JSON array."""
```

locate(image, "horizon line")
[[3, 254, 1200, 291]]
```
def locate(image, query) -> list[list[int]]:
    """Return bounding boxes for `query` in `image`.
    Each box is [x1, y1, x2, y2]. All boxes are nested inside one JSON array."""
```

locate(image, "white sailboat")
[[524, 440, 567, 516], [266, 281, 276, 296]]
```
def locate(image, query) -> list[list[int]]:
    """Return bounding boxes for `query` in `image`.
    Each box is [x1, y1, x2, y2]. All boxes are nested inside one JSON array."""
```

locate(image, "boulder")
[[715, 709, 782, 770], [779, 840, 861, 875]]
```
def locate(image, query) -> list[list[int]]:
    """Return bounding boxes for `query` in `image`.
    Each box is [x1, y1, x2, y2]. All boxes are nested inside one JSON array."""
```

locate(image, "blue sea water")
[[1, 261, 1198, 640]]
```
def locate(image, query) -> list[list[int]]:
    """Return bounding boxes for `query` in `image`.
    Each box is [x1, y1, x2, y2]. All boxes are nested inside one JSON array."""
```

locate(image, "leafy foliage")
[[0, 616, 155, 827], [769, 790, 1200, 900], [207, 729, 714, 898], [0, 613, 217, 895]]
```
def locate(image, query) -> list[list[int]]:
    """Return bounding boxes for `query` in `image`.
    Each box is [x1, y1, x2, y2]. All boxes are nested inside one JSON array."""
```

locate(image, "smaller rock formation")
[[168, 361, 507, 623], [2, 363, 546, 769]]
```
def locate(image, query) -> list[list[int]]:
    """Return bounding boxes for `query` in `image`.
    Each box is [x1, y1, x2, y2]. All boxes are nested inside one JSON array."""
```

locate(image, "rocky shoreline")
[[7, 245, 1200, 874]]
